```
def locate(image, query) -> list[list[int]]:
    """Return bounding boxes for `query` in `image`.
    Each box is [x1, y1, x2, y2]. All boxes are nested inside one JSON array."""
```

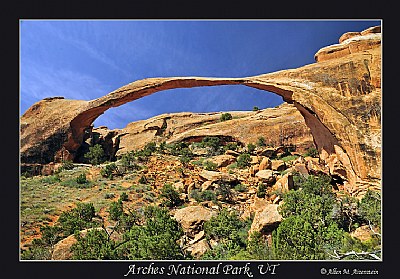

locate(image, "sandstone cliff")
[[20, 25, 381, 190]]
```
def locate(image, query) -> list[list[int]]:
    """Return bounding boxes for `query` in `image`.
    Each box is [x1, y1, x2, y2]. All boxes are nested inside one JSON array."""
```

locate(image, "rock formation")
[[20, 26, 381, 191]]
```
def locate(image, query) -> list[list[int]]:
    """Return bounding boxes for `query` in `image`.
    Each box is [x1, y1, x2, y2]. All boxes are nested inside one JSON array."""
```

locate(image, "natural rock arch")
[[20, 26, 381, 190]]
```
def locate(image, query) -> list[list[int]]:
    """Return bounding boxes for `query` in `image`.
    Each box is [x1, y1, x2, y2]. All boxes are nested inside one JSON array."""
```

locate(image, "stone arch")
[[20, 30, 381, 189]]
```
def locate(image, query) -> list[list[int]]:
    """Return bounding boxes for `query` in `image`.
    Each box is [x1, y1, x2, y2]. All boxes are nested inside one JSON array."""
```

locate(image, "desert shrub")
[[280, 155, 299, 162], [204, 208, 250, 247], [116, 206, 184, 260], [61, 160, 75, 170], [256, 182, 267, 198], [100, 163, 119, 179], [236, 153, 251, 168], [104, 192, 115, 199], [253, 106, 260, 111], [40, 174, 61, 184], [57, 203, 96, 237], [247, 143, 256, 153], [71, 229, 116, 260], [167, 142, 189, 156], [203, 160, 218, 171], [220, 112, 232, 122], [256, 136, 266, 147], [224, 142, 238, 151], [358, 189, 381, 228], [199, 136, 223, 156], [304, 147, 318, 158], [120, 192, 129, 202], [108, 200, 123, 221], [119, 151, 141, 172], [234, 184, 248, 192], [76, 173, 88, 184], [272, 214, 343, 260], [159, 183, 183, 208], [279, 174, 335, 226], [190, 189, 216, 202], [216, 182, 235, 203], [21, 245, 52, 260], [201, 240, 243, 260], [84, 144, 106, 165], [272, 174, 345, 260], [138, 175, 148, 184], [61, 174, 93, 189]]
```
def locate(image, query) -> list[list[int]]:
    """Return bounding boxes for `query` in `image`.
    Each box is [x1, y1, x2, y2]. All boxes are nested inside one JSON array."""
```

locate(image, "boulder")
[[294, 163, 309, 176], [250, 156, 260, 165], [210, 154, 236, 167], [259, 157, 272, 170], [186, 239, 210, 258], [271, 160, 286, 172], [249, 204, 283, 235], [273, 173, 294, 193], [255, 169, 275, 184], [174, 206, 216, 237], [199, 170, 237, 183]]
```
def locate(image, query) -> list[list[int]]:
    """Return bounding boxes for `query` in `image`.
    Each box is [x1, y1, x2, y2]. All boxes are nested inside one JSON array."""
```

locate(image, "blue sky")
[[20, 20, 380, 129]]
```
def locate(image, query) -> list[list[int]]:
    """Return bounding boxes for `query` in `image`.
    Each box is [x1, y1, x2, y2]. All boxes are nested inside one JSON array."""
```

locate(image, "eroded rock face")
[[20, 26, 381, 190]]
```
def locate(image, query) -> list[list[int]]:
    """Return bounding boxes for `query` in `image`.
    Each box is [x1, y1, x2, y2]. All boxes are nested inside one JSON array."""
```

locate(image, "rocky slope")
[[20, 25, 381, 192]]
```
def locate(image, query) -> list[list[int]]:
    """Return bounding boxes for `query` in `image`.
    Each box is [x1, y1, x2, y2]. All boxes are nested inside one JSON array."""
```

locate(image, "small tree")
[[159, 183, 183, 208], [84, 144, 106, 165], [109, 200, 124, 221], [236, 153, 251, 168], [257, 136, 266, 147], [220, 113, 233, 122], [253, 106, 260, 111], [203, 160, 218, 171], [247, 143, 256, 153]]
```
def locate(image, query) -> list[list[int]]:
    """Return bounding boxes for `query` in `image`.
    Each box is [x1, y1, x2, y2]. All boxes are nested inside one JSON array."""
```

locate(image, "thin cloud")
[[40, 22, 131, 79]]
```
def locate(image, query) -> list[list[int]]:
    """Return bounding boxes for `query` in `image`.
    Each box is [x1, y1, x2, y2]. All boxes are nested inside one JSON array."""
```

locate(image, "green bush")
[[159, 183, 183, 208], [108, 200, 123, 221], [60, 174, 93, 188], [234, 184, 248, 193], [190, 189, 216, 202], [256, 182, 267, 198], [204, 208, 250, 246], [272, 174, 345, 260], [71, 229, 116, 260], [57, 203, 96, 237], [40, 175, 61, 184], [203, 160, 218, 171], [304, 147, 319, 158], [272, 214, 343, 260], [247, 143, 256, 153], [236, 153, 251, 168], [76, 173, 88, 184], [220, 112, 233, 122], [200, 136, 223, 156], [358, 189, 381, 228], [216, 182, 235, 203], [256, 136, 266, 147], [116, 206, 184, 260], [120, 192, 129, 202], [100, 163, 119, 179], [224, 142, 238, 152], [253, 106, 260, 111], [61, 160, 75, 170], [84, 144, 106, 165]]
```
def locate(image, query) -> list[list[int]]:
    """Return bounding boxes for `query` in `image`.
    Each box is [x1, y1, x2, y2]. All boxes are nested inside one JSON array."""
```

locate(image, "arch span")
[[20, 29, 381, 189]]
